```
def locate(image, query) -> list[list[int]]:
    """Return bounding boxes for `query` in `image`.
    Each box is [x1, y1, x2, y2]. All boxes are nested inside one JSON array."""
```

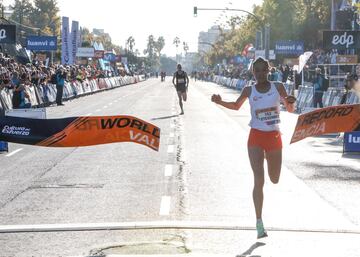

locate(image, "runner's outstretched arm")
[[275, 83, 296, 113], [211, 87, 250, 110]]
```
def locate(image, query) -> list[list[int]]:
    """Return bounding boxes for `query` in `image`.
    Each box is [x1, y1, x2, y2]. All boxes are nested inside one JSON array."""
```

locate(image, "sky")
[[4, 0, 263, 57]]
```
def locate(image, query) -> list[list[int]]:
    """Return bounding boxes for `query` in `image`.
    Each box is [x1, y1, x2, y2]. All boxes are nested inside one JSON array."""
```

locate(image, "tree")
[[144, 35, 158, 70], [81, 27, 94, 47], [97, 33, 112, 50], [155, 36, 165, 56], [126, 36, 135, 53], [10, 0, 34, 27], [30, 0, 60, 35], [144, 35, 156, 57], [204, 0, 332, 66]]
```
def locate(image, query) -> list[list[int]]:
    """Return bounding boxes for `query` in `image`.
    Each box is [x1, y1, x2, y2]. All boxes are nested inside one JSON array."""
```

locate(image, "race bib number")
[[177, 78, 185, 84], [255, 106, 280, 126]]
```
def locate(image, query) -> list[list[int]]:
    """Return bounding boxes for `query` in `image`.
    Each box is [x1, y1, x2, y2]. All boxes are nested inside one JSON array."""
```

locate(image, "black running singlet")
[[174, 71, 187, 92]]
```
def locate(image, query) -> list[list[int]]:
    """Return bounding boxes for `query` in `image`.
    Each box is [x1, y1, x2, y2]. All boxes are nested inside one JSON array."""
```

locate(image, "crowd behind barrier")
[[211, 75, 360, 113], [0, 75, 145, 116]]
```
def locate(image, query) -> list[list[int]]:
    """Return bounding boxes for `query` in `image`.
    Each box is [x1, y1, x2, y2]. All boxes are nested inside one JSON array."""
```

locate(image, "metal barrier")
[[0, 75, 142, 111], [211, 76, 360, 113]]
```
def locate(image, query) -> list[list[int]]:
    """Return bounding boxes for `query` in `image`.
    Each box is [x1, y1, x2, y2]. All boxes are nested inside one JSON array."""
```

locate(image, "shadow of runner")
[[236, 242, 266, 257], [151, 114, 179, 120]]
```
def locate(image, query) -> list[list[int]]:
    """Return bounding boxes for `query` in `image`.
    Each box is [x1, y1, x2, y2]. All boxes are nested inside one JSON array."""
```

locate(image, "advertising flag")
[[61, 16, 70, 65]]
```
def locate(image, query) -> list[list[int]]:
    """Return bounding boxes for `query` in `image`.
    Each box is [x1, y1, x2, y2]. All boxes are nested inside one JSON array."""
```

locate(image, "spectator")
[[313, 67, 325, 108], [341, 73, 357, 105], [282, 65, 290, 83], [55, 66, 67, 106], [269, 67, 280, 81], [12, 84, 31, 109]]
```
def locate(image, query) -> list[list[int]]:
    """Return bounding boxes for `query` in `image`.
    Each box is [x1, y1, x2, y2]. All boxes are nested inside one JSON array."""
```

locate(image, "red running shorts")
[[247, 128, 282, 152]]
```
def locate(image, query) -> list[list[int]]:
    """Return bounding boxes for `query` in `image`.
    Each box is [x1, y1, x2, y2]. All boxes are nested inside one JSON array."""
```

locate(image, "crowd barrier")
[[0, 75, 142, 114], [211, 76, 359, 113]]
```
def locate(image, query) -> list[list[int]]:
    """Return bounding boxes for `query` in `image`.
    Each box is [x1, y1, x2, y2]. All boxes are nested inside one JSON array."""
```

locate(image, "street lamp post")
[[173, 37, 180, 63]]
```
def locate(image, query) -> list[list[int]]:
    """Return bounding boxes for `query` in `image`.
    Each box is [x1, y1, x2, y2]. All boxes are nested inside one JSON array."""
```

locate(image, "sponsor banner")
[[76, 47, 95, 57], [275, 41, 304, 55], [94, 50, 105, 59], [323, 30, 360, 49], [344, 131, 360, 153], [336, 55, 358, 64], [0, 115, 161, 151], [70, 20, 79, 65], [26, 36, 57, 51], [61, 16, 70, 64], [232, 55, 246, 64], [0, 25, 16, 44], [104, 52, 116, 62], [291, 104, 360, 144]]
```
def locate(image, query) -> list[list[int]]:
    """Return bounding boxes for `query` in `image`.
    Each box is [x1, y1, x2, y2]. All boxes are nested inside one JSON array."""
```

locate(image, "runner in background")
[[211, 57, 296, 238], [172, 64, 189, 115]]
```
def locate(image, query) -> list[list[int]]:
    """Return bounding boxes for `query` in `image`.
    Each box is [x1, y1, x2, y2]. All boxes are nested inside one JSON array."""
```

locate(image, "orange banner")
[[37, 116, 160, 151], [0, 115, 160, 151], [291, 104, 360, 143]]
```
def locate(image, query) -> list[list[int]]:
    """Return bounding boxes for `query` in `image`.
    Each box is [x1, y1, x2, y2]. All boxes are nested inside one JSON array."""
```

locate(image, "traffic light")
[[194, 6, 197, 17]]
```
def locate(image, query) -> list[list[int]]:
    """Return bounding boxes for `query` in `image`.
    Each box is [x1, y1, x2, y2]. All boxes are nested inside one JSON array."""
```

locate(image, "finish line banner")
[[291, 104, 360, 144], [0, 115, 160, 151]]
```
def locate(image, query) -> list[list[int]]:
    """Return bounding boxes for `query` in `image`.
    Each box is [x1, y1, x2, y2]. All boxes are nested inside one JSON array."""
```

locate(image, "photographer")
[[55, 65, 67, 106], [340, 73, 357, 105]]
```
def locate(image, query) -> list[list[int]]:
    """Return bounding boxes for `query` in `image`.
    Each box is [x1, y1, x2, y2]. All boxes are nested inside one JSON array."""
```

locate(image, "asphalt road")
[[0, 78, 359, 257]]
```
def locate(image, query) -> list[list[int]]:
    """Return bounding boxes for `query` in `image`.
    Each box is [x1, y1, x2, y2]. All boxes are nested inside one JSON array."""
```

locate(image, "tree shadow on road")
[[151, 115, 179, 121], [236, 242, 266, 257]]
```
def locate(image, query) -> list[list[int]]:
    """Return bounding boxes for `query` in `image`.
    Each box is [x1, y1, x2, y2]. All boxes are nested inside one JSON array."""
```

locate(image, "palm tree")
[[126, 36, 135, 53], [155, 36, 165, 56]]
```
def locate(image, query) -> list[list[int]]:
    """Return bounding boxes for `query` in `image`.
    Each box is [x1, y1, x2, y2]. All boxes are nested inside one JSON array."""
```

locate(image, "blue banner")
[[26, 36, 57, 51], [275, 41, 304, 55], [344, 131, 360, 153], [104, 53, 116, 62]]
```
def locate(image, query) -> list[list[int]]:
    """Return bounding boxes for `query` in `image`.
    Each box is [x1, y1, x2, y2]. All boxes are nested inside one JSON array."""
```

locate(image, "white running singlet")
[[248, 83, 281, 131]]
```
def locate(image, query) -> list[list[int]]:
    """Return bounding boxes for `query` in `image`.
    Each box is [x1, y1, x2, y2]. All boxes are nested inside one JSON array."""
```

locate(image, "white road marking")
[[159, 196, 171, 216], [109, 103, 113, 105], [103, 106, 108, 109], [6, 148, 23, 157], [169, 132, 175, 138], [164, 165, 173, 177], [85, 113, 92, 116], [167, 145, 175, 153]]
